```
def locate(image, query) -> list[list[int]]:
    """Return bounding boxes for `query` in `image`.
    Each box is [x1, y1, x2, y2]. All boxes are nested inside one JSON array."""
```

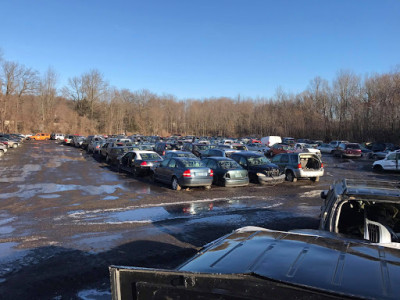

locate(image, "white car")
[[317, 143, 335, 154], [246, 143, 270, 154], [294, 143, 321, 156], [373, 151, 400, 171]]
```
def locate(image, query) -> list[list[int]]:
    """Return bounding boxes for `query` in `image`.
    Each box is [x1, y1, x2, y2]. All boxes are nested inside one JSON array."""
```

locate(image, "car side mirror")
[[320, 191, 328, 199]]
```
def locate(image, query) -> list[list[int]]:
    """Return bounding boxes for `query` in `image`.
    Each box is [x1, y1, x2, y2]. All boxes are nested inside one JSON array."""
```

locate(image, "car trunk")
[[299, 154, 321, 170]]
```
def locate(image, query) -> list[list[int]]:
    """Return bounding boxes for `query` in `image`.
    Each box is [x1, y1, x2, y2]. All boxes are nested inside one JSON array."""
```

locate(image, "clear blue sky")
[[1, 0, 399, 99]]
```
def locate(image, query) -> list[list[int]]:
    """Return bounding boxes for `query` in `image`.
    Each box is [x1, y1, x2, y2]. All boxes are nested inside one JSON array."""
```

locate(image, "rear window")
[[140, 153, 160, 160], [181, 160, 206, 168], [346, 144, 360, 149], [218, 160, 241, 170], [248, 156, 271, 166], [232, 145, 246, 150]]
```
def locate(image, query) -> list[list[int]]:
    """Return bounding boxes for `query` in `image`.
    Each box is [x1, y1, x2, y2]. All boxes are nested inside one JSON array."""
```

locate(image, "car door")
[[156, 158, 170, 183], [271, 154, 284, 170]]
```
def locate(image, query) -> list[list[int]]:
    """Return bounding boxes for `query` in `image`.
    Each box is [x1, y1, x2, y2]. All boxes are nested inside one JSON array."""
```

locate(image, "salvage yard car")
[[333, 142, 362, 158], [372, 151, 400, 172], [152, 157, 213, 190], [319, 179, 400, 246], [230, 152, 285, 184], [202, 157, 249, 187], [110, 225, 400, 300], [271, 152, 324, 182], [118, 150, 163, 176], [29, 133, 51, 140]]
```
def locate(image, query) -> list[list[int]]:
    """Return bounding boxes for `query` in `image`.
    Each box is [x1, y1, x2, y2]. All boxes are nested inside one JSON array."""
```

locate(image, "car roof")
[[178, 227, 400, 299], [336, 179, 400, 201], [205, 157, 234, 161], [231, 151, 263, 157]]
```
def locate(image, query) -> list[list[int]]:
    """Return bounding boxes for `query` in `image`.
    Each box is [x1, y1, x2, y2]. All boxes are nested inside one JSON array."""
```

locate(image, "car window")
[[141, 153, 160, 160], [160, 158, 170, 167], [271, 154, 281, 163], [232, 145, 246, 150], [168, 159, 177, 168], [239, 157, 247, 166], [281, 154, 289, 163], [181, 160, 206, 168], [218, 160, 241, 170], [248, 156, 270, 166]]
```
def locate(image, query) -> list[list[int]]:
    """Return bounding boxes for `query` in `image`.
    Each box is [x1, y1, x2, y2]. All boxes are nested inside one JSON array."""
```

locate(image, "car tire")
[[373, 165, 383, 172], [311, 176, 319, 182], [286, 171, 297, 182], [132, 167, 138, 177], [12, 144, 18, 148], [105, 155, 110, 163], [171, 177, 181, 191]]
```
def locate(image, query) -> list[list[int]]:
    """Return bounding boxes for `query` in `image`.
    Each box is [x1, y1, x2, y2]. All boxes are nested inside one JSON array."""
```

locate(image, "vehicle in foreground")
[[202, 157, 249, 187], [319, 179, 400, 246], [372, 151, 400, 172], [271, 152, 324, 182], [230, 151, 285, 184], [152, 157, 213, 190], [110, 225, 400, 300], [118, 150, 163, 176]]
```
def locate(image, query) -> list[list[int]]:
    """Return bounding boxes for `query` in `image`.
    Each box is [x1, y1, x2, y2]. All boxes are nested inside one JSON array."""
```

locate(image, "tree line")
[[0, 53, 399, 143]]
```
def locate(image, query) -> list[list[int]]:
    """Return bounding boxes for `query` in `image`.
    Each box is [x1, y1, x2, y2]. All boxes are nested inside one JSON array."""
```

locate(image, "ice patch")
[[300, 190, 323, 198]]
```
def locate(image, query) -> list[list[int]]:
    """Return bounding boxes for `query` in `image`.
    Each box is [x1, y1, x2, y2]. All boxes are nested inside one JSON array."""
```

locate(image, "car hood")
[[179, 227, 400, 300]]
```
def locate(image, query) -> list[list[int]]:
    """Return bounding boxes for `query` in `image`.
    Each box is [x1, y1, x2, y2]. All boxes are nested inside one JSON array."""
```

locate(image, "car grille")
[[266, 170, 281, 177], [367, 223, 380, 243]]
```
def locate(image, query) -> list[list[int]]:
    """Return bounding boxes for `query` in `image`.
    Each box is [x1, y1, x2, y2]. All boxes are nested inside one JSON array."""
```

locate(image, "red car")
[[267, 143, 294, 157], [333, 143, 362, 158]]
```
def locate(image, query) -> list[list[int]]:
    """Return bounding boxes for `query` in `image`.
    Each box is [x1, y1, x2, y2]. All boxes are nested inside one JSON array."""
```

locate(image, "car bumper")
[[257, 173, 285, 184], [180, 177, 213, 187], [224, 177, 249, 187], [343, 153, 362, 158], [294, 169, 324, 178]]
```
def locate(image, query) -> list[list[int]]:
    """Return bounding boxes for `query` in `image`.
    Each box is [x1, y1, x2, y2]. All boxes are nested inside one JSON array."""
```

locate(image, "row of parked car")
[[60, 134, 326, 190], [0, 133, 26, 157]]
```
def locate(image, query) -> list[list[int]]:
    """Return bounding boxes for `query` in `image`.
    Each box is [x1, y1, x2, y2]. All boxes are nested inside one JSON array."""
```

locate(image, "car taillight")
[[162, 151, 165, 156], [183, 170, 191, 177], [140, 161, 147, 166], [321, 163, 324, 168], [210, 169, 214, 177], [297, 163, 302, 169]]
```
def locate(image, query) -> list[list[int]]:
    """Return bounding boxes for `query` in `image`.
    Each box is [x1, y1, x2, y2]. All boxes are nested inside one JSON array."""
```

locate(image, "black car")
[[200, 148, 239, 158], [118, 150, 163, 176], [154, 142, 180, 156], [202, 157, 249, 187], [182, 143, 214, 157], [230, 151, 285, 184]]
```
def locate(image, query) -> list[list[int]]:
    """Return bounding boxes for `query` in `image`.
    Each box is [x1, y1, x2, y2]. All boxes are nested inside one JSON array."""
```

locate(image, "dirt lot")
[[0, 141, 398, 299]]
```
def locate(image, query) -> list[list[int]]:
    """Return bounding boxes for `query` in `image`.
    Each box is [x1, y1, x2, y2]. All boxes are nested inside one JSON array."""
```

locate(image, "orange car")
[[30, 133, 51, 140]]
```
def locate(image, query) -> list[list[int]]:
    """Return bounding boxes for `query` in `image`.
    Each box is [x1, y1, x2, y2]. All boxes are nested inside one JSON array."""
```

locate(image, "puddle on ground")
[[70, 232, 124, 253], [0, 183, 126, 199], [0, 164, 42, 183], [66, 197, 283, 225]]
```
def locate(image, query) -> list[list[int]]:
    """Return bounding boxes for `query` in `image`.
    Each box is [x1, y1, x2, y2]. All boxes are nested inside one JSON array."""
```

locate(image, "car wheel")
[[12, 144, 18, 148], [171, 177, 181, 191], [286, 171, 297, 182], [311, 176, 319, 182], [105, 155, 110, 163], [373, 165, 383, 172]]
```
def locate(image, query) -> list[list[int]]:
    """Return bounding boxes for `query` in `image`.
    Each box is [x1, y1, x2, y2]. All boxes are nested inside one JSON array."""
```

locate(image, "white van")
[[260, 136, 282, 147]]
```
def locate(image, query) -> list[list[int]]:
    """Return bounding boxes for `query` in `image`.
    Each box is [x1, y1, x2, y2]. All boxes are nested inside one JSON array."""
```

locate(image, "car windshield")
[[218, 160, 241, 170], [247, 156, 271, 166], [282, 145, 294, 150], [181, 160, 206, 168], [140, 153, 160, 160]]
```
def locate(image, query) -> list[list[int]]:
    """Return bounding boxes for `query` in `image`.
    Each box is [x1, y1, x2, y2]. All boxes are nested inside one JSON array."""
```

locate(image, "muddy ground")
[[0, 141, 398, 299]]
